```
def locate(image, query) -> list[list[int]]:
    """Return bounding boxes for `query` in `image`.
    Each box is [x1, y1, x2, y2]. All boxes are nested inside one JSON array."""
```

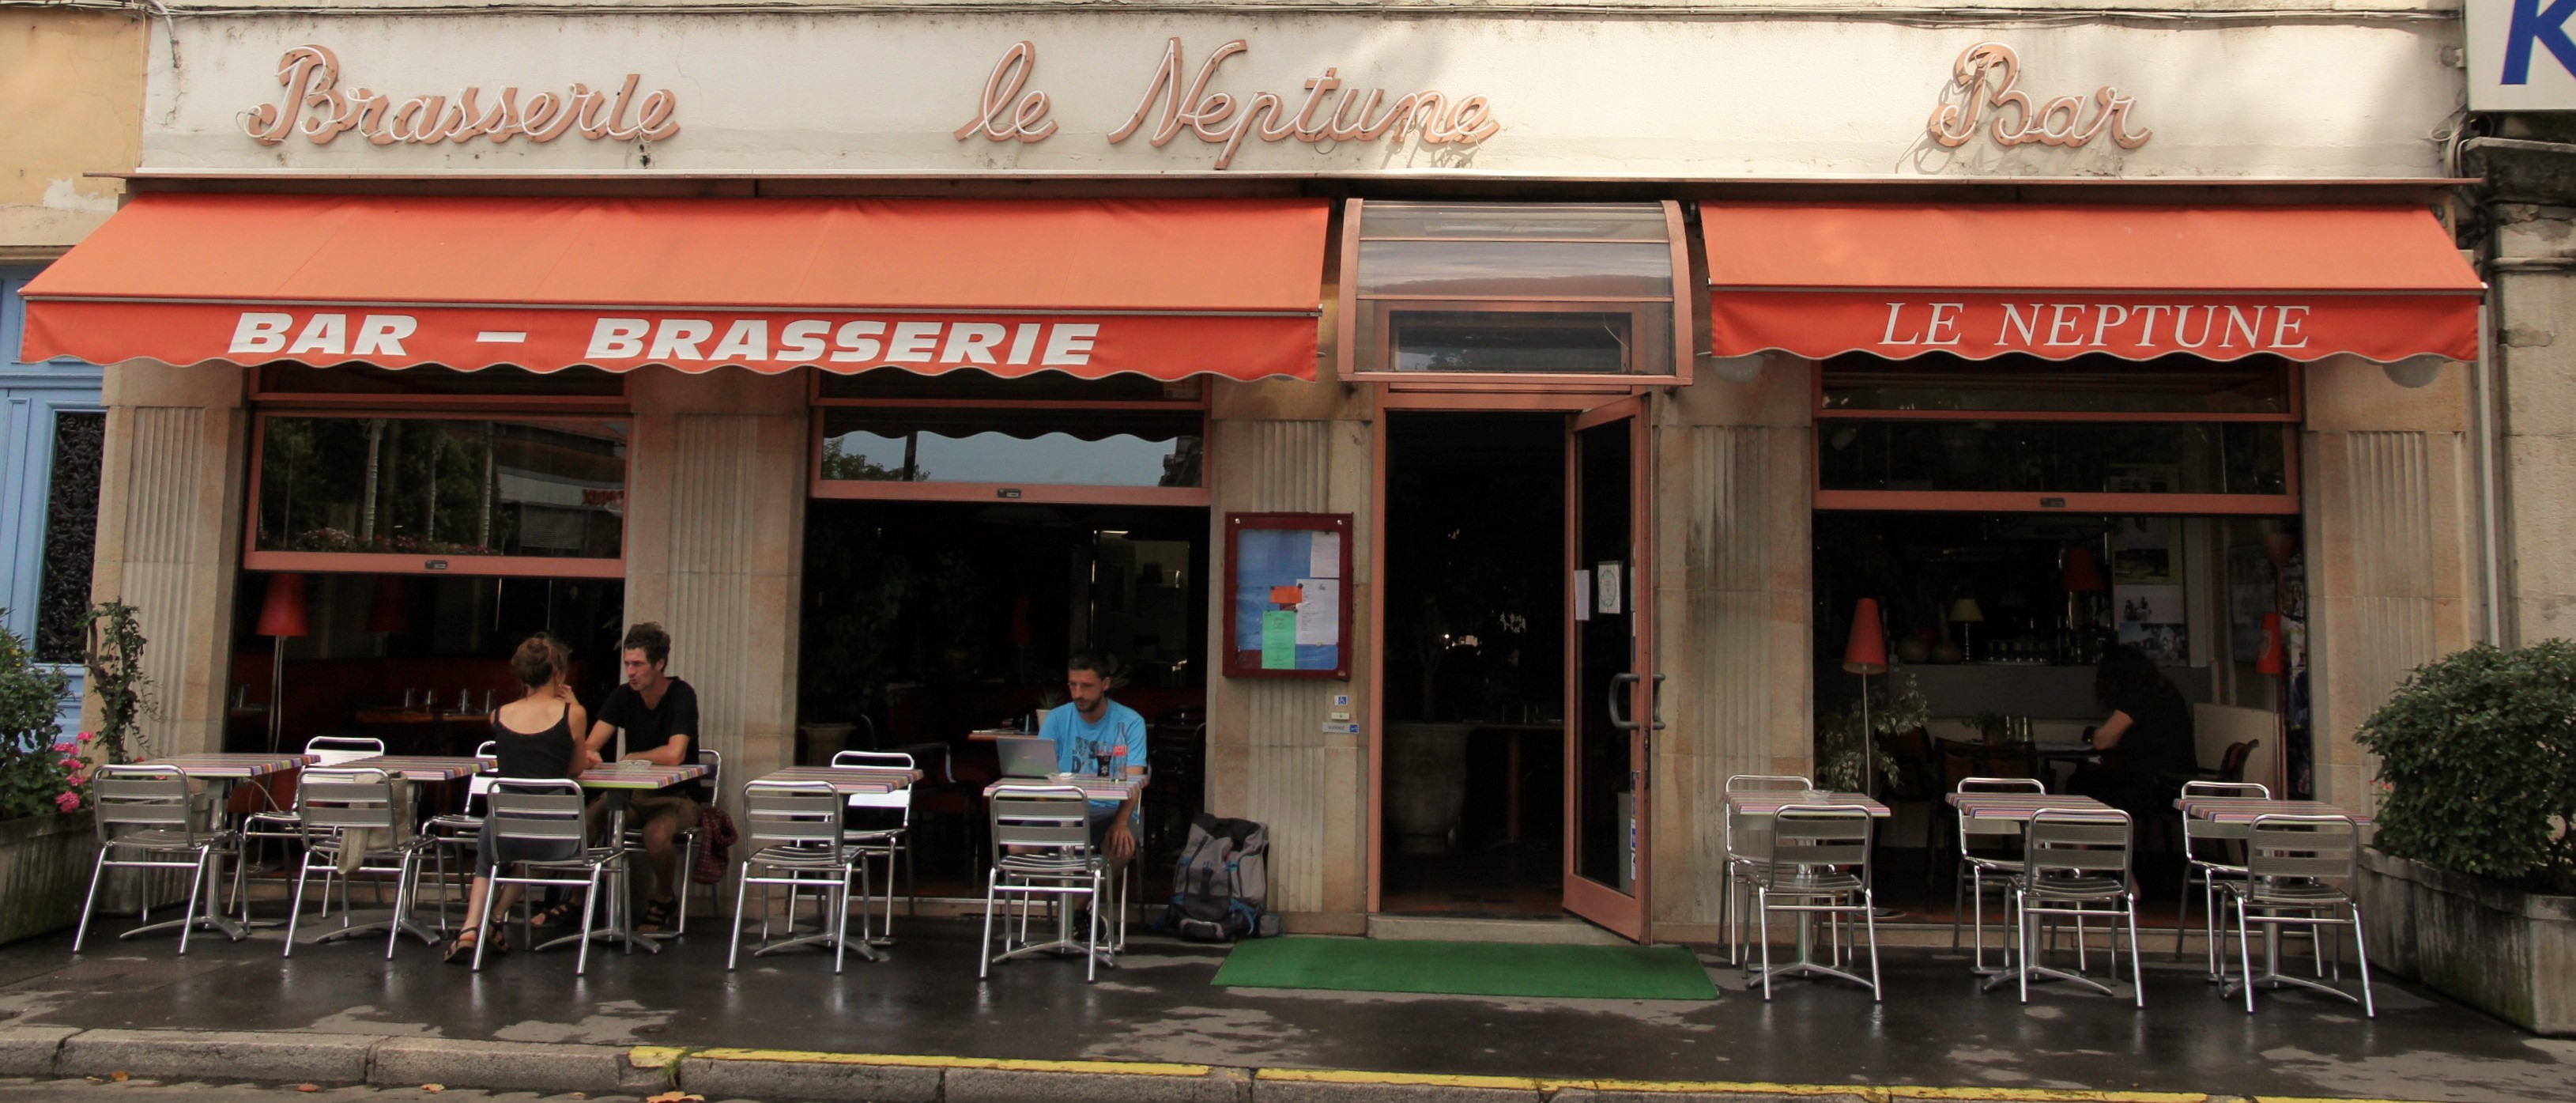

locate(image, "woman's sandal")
[[441, 929, 505, 965], [526, 901, 580, 930], [636, 897, 678, 935]]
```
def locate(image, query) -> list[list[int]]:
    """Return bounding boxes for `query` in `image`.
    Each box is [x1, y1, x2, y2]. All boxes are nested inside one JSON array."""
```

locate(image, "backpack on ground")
[[1161, 814, 1273, 942]]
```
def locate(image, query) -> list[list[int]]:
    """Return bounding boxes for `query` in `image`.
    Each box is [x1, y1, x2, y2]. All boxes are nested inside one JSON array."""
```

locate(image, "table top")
[[1947, 792, 2116, 819], [2178, 796, 2372, 825], [333, 755, 485, 782], [573, 761, 710, 791], [754, 765, 915, 795], [141, 753, 311, 779], [1724, 791, 1891, 817], [984, 775, 1141, 802]]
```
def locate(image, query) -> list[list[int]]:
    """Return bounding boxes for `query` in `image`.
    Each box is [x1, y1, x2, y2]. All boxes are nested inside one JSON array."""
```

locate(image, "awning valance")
[[21, 194, 1329, 380], [1703, 204, 2483, 364]]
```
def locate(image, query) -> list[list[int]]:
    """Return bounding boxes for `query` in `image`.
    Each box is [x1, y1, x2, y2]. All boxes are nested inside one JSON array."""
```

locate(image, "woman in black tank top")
[[446, 636, 591, 963]]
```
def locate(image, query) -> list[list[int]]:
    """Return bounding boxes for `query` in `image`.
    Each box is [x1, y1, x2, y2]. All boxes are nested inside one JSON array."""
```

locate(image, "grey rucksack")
[[1163, 814, 1274, 942]]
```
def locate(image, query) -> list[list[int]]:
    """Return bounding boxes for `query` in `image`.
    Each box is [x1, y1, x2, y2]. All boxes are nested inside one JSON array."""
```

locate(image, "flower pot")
[[0, 811, 99, 946], [2359, 847, 2576, 1035]]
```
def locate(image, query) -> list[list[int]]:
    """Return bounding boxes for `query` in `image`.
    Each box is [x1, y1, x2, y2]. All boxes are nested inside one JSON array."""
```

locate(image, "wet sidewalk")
[[0, 912, 2568, 1102]]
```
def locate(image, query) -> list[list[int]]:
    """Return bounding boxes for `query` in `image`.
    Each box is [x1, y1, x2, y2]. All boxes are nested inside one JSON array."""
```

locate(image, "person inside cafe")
[[1040, 652, 1148, 869], [2070, 643, 2200, 829], [446, 634, 595, 963], [580, 621, 705, 935]]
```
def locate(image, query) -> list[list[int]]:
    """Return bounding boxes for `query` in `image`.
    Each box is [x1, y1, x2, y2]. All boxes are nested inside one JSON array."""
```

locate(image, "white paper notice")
[[1309, 531, 1341, 579], [1573, 569, 1593, 621], [1295, 578, 1340, 645]]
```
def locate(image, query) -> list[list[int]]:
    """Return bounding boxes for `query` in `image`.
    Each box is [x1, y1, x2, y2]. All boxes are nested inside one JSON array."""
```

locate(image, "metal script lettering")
[[1925, 43, 2149, 150], [242, 45, 681, 147]]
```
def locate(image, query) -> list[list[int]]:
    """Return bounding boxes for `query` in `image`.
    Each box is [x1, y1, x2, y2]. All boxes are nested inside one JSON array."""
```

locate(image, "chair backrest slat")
[[92, 766, 196, 834], [989, 786, 1094, 854], [2246, 814, 2359, 886], [297, 769, 397, 833], [745, 782, 845, 852], [305, 736, 387, 767], [1763, 806, 1872, 884], [485, 779, 586, 841], [2027, 810, 2133, 881]]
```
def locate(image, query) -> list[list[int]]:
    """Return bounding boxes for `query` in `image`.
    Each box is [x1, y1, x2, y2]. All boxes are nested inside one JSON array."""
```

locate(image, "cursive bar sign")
[[1926, 43, 2148, 150], [243, 45, 681, 146], [958, 39, 1500, 169]]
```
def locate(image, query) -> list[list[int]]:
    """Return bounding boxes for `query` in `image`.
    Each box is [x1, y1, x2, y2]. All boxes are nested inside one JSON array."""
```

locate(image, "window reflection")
[[820, 410, 1203, 488], [1820, 421, 2288, 497], [256, 417, 628, 560]]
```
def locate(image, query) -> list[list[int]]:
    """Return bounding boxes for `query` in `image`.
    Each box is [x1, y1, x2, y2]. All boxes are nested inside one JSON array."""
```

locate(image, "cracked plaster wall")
[[0, 9, 141, 255]]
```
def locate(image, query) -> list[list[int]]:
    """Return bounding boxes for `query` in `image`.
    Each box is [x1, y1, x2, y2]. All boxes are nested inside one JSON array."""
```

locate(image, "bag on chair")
[[1162, 814, 1272, 942]]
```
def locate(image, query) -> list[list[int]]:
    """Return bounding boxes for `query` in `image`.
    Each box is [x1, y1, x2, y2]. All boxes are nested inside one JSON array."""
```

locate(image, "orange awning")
[[21, 194, 1329, 380], [1703, 204, 2483, 364]]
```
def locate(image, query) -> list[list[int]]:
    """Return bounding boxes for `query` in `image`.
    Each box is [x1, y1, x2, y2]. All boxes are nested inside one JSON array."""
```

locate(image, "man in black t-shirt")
[[583, 621, 703, 934]]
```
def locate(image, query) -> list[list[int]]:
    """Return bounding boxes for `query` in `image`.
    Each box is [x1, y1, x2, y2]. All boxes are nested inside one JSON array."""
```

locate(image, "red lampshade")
[[2254, 612, 2286, 675], [1007, 595, 1033, 647], [1842, 598, 1888, 674], [255, 572, 311, 638], [2061, 546, 2106, 593], [365, 576, 407, 634]]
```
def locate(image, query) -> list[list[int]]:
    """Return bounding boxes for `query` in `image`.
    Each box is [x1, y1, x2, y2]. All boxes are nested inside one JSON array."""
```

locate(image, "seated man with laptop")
[[994, 652, 1147, 867]]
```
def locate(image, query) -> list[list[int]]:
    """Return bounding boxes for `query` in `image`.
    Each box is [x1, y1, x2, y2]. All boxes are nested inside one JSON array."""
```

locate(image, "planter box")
[[0, 812, 99, 946], [2359, 847, 2576, 1036]]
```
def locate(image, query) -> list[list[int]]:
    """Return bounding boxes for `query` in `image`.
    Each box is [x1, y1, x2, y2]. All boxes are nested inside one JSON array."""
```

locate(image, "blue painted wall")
[[1, 264, 103, 738]]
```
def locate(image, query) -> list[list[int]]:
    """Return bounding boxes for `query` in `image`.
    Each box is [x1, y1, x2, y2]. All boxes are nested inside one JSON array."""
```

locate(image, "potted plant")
[[0, 619, 95, 945], [1816, 671, 1927, 793], [2353, 640, 2576, 1035]]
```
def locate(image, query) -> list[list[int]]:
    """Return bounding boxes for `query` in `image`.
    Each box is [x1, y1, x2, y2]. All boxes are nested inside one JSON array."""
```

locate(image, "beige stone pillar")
[[2492, 205, 2576, 645], [85, 361, 251, 758], [1204, 378, 1374, 931], [2303, 356, 2480, 808], [622, 367, 809, 810], [1647, 357, 1814, 940]]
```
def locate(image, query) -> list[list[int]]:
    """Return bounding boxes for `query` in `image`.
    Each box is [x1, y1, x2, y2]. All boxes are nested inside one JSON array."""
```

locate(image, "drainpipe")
[[2476, 304, 2504, 645]]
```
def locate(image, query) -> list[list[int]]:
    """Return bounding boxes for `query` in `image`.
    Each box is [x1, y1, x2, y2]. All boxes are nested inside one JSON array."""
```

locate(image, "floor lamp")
[[2256, 612, 2287, 790], [1842, 598, 1888, 794], [257, 573, 310, 754]]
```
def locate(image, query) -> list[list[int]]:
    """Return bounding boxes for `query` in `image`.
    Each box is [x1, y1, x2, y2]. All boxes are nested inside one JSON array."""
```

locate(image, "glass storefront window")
[[1347, 200, 1686, 379], [255, 417, 628, 561], [1822, 353, 2293, 415], [818, 409, 1203, 489], [1819, 420, 2289, 497], [816, 368, 1198, 403], [257, 365, 625, 399]]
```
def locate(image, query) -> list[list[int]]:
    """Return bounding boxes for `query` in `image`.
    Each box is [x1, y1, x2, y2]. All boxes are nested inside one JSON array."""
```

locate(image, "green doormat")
[[1212, 937, 1717, 1000]]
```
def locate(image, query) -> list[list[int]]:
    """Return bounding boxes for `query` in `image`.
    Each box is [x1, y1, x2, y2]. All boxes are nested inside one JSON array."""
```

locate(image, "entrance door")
[[1563, 396, 1654, 940]]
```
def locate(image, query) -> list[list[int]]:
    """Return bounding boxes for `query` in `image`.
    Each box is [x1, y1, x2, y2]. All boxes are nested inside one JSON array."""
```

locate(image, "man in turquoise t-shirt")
[[1039, 652, 1149, 867]]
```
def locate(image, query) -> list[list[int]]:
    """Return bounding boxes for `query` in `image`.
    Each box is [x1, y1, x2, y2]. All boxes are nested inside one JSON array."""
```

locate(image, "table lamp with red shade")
[[256, 572, 310, 754]]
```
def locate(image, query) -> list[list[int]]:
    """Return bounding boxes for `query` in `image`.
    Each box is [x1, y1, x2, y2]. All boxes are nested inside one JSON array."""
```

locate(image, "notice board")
[[1224, 512, 1352, 679]]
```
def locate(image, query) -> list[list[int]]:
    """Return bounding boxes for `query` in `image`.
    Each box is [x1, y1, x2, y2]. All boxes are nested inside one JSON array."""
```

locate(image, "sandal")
[[636, 897, 677, 935], [441, 929, 505, 965], [526, 901, 580, 930]]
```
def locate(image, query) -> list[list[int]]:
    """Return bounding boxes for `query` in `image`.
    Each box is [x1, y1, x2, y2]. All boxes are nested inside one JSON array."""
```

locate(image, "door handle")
[[1609, 673, 1641, 731], [1650, 674, 1667, 732]]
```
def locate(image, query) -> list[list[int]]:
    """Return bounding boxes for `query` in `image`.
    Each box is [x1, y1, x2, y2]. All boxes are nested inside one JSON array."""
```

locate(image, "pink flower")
[[51, 740, 75, 754], [77, 731, 95, 743], [60, 755, 84, 769], [52, 791, 81, 813]]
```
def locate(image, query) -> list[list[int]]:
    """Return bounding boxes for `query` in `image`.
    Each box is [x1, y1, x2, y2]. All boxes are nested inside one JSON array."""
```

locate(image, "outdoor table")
[[544, 761, 711, 957], [982, 775, 1144, 968], [1723, 790, 1888, 990], [2177, 796, 2371, 998], [304, 754, 484, 947], [136, 753, 312, 942]]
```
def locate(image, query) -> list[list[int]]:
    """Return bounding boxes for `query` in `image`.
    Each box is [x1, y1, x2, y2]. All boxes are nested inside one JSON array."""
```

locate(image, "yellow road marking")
[[625, 1046, 686, 1071], [1257, 1067, 1544, 1090], [1893, 1090, 2206, 1103], [685, 1048, 1210, 1077]]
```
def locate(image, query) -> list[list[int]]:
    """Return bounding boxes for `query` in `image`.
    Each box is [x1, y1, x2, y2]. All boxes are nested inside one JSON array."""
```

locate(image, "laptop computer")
[[993, 735, 1060, 779]]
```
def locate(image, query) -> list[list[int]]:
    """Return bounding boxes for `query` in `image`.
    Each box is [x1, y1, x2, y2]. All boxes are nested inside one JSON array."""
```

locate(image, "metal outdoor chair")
[[423, 741, 501, 933], [2223, 813, 2374, 1017], [1720, 774, 1811, 965], [240, 735, 391, 908], [1952, 776, 2046, 973], [477, 778, 624, 973], [728, 780, 868, 973], [832, 750, 915, 945], [979, 784, 1107, 982], [281, 768, 424, 959], [74, 765, 239, 956], [2174, 780, 2269, 972], [1999, 808, 2142, 1007], [1748, 804, 1880, 1001]]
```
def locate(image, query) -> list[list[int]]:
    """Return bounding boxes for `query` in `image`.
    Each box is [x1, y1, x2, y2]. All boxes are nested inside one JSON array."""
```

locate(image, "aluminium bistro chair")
[[2000, 808, 2143, 1007], [1952, 776, 2046, 973], [728, 780, 868, 973], [2174, 780, 2269, 970], [476, 778, 626, 973], [74, 765, 241, 956], [281, 768, 424, 959], [979, 784, 1107, 983], [1748, 804, 1880, 1001], [239, 735, 390, 911], [832, 750, 916, 945], [2223, 813, 2374, 1017], [1719, 774, 1812, 965], [422, 741, 500, 933]]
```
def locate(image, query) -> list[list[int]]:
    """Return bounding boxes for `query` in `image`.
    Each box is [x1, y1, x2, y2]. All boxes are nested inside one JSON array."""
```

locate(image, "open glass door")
[[1564, 395, 1655, 940]]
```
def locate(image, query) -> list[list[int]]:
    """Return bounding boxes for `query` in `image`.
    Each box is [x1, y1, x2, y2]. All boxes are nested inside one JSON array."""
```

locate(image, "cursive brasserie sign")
[[955, 39, 1501, 169], [243, 45, 681, 146]]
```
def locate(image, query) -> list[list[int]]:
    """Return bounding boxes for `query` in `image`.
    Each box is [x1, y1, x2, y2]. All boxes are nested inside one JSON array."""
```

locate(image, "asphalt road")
[[0, 1079, 700, 1103]]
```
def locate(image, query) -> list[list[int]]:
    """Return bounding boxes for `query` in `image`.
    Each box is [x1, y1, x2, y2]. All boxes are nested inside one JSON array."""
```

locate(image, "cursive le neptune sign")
[[955, 39, 1501, 169]]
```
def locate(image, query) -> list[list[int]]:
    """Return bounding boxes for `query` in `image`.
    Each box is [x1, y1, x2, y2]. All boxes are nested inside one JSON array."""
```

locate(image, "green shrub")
[[2355, 641, 2576, 894], [0, 621, 79, 821]]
